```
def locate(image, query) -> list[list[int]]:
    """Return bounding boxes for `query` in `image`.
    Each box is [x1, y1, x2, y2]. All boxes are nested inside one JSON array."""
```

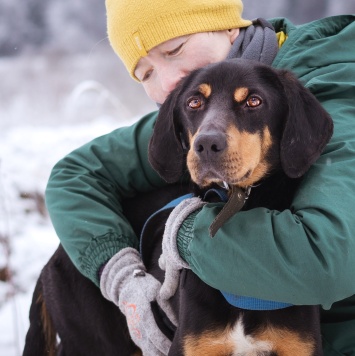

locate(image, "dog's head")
[[149, 59, 333, 188]]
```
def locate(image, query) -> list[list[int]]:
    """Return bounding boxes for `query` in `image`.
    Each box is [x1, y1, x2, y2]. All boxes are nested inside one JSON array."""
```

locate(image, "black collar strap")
[[208, 185, 250, 237]]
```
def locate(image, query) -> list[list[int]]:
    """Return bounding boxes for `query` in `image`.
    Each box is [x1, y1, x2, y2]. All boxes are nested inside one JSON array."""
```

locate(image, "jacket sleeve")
[[177, 41, 355, 310], [45, 111, 166, 286]]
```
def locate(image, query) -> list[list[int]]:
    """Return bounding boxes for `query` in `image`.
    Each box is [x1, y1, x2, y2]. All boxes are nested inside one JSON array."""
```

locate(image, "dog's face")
[[175, 62, 288, 188], [149, 59, 333, 187]]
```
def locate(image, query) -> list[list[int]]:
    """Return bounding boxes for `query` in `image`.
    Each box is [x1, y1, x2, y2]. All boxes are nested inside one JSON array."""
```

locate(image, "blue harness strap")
[[204, 188, 293, 310], [139, 193, 194, 255], [221, 292, 293, 310], [138, 193, 195, 339], [161, 193, 195, 210], [140, 190, 293, 311]]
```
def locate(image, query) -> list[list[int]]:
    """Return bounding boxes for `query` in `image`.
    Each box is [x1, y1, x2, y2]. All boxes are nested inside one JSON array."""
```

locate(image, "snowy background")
[[1, 1, 355, 355], [0, 48, 155, 356]]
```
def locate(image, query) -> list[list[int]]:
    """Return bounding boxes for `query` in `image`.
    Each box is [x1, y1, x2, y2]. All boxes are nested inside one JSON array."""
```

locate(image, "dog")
[[22, 185, 190, 356], [23, 59, 333, 356]]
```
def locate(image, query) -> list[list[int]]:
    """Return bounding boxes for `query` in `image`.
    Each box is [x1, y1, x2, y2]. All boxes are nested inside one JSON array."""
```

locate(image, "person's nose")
[[160, 74, 181, 95], [160, 66, 185, 95]]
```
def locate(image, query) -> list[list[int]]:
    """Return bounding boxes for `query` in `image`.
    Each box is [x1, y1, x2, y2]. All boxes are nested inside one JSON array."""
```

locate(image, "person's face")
[[134, 29, 240, 104]]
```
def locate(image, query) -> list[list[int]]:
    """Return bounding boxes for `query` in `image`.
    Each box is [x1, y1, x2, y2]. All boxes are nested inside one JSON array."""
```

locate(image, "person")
[[45, 0, 355, 354]]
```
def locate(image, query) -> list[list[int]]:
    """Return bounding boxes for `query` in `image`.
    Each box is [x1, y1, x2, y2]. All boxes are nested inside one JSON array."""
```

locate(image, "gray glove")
[[159, 197, 206, 300], [100, 247, 178, 356]]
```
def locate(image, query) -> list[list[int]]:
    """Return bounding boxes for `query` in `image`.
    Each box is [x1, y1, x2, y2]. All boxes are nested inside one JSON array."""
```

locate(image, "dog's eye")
[[187, 98, 202, 109], [246, 96, 262, 108]]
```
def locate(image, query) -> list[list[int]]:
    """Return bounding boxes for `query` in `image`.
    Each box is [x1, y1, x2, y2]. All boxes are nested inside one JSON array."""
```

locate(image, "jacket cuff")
[[176, 209, 201, 265], [79, 231, 139, 287]]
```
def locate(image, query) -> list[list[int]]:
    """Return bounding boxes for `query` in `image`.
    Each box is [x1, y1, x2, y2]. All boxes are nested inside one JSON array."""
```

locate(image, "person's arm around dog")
[[45, 0, 355, 354]]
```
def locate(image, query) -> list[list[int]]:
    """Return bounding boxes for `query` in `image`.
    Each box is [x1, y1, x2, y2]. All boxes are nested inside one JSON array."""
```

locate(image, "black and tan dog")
[[23, 59, 333, 356]]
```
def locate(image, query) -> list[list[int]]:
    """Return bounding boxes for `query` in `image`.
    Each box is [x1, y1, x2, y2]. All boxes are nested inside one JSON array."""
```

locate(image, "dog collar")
[[209, 185, 251, 237]]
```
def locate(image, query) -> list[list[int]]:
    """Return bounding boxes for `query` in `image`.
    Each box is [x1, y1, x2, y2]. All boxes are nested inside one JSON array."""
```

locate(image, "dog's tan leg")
[[131, 349, 142, 356], [38, 293, 57, 356]]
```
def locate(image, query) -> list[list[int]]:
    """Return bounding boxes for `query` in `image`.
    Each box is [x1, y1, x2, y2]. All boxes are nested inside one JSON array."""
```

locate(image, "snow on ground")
[[0, 53, 148, 355], [0, 118, 139, 355]]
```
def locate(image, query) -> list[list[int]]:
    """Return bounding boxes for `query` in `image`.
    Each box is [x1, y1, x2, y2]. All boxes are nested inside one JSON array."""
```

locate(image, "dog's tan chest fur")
[[183, 317, 315, 356]]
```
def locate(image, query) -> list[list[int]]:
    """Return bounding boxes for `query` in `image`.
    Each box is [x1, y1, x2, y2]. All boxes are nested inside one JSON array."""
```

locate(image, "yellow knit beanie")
[[106, 0, 251, 80]]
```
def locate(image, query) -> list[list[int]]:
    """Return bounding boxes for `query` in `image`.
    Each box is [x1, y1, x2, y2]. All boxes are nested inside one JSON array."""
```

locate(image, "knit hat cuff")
[[107, 2, 252, 80]]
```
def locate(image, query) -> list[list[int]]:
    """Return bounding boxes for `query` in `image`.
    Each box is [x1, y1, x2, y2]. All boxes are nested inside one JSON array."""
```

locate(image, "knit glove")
[[159, 197, 206, 300], [100, 247, 178, 356]]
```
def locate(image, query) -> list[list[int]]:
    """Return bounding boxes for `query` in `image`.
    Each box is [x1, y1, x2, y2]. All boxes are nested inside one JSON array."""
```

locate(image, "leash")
[[139, 193, 194, 340], [139, 193, 194, 257]]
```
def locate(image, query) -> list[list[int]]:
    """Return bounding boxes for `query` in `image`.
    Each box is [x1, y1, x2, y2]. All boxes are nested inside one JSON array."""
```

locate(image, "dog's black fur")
[[23, 59, 333, 356], [23, 185, 190, 356]]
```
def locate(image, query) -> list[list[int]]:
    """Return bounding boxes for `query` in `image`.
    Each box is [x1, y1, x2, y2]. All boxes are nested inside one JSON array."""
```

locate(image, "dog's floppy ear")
[[279, 70, 333, 178], [148, 85, 185, 183]]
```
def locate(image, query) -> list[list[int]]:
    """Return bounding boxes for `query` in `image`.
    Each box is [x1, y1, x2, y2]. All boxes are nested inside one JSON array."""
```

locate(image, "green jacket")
[[46, 16, 355, 354]]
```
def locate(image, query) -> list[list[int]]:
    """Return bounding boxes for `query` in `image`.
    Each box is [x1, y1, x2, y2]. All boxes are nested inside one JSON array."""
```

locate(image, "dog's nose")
[[194, 132, 227, 159]]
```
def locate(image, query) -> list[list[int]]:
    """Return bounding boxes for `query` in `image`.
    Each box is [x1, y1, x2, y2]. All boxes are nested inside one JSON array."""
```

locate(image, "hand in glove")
[[159, 197, 206, 300], [100, 247, 177, 356]]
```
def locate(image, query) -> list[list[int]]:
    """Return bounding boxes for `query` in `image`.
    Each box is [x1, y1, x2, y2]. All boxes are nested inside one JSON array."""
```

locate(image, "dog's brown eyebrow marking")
[[199, 83, 212, 98], [234, 87, 249, 103]]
